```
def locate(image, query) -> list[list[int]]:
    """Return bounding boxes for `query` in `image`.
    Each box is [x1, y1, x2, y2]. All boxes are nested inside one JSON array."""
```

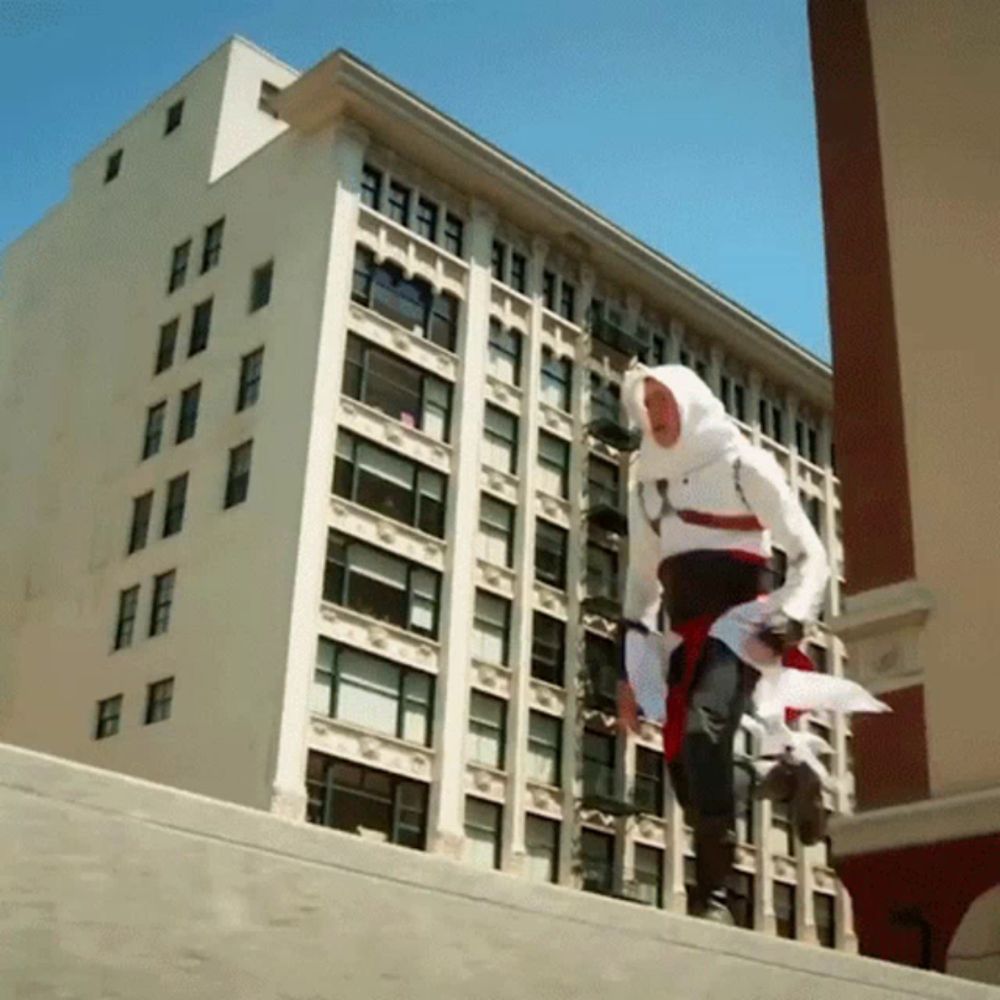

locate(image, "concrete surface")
[[1, 742, 996, 1000]]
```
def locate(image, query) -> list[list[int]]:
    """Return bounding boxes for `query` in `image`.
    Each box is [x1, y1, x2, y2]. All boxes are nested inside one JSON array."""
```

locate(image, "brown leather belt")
[[658, 550, 776, 624]]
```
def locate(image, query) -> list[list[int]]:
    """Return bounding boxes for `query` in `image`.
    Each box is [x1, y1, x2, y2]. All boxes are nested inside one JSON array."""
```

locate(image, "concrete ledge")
[[1, 742, 996, 999], [833, 786, 1000, 857]]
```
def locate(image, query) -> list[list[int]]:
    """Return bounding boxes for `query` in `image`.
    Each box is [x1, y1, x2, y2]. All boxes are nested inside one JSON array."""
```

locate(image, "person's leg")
[[678, 639, 752, 921]]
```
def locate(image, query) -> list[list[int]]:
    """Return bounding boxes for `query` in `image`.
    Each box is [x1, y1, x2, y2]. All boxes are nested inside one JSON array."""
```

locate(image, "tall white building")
[[0, 38, 850, 947]]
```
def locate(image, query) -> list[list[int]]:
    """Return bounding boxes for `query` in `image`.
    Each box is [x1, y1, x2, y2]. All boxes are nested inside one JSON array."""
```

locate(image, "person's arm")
[[738, 449, 829, 642], [618, 480, 663, 731]]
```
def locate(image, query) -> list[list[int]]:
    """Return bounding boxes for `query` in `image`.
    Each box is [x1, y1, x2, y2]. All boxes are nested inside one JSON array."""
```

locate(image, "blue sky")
[[0, 0, 830, 359]]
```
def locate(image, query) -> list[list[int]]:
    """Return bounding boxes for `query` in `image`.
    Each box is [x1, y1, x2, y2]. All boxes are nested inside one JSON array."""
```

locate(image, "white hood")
[[622, 362, 744, 481]]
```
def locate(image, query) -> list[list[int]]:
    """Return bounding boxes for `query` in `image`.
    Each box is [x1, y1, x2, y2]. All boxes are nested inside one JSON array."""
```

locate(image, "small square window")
[[95, 695, 123, 739], [145, 677, 174, 725], [104, 149, 123, 184], [165, 100, 184, 135], [249, 260, 273, 312]]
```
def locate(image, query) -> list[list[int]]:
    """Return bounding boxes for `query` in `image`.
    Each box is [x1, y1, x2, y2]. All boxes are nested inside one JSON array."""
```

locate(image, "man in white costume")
[[616, 363, 887, 924]]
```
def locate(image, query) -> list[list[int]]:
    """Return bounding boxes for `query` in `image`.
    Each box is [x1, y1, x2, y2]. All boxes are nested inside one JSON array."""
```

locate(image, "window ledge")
[[307, 714, 435, 783]]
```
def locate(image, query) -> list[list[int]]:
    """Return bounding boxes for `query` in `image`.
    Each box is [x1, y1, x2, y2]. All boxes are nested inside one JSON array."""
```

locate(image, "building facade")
[[1, 38, 847, 947], [810, 0, 1000, 982]]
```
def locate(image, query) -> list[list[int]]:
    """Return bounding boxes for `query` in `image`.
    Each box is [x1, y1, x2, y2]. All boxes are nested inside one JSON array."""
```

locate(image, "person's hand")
[[616, 679, 641, 734], [757, 616, 805, 656]]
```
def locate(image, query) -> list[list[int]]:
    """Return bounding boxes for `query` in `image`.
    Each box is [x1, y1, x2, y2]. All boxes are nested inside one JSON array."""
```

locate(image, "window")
[[510, 251, 527, 294], [581, 829, 614, 895], [428, 292, 459, 352], [772, 800, 796, 858], [527, 711, 561, 787], [487, 319, 521, 386], [145, 677, 174, 724], [477, 494, 514, 567], [537, 431, 569, 499], [808, 719, 835, 774], [155, 319, 179, 375], [127, 492, 153, 555], [540, 349, 572, 411], [387, 181, 410, 226], [104, 149, 123, 183], [814, 893, 836, 948], [535, 520, 568, 590], [774, 882, 796, 939], [589, 375, 622, 426], [587, 456, 619, 510], [525, 815, 559, 883], [633, 845, 664, 907], [634, 746, 664, 815], [168, 239, 190, 294], [583, 729, 616, 799], [323, 531, 442, 639], [237, 348, 264, 411], [443, 213, 464, 257], [491, 240, 506, 281], [249, 260, 273, 312], [584, 632, 618, 710], [733, 383, 746, 422], [804, 494, 823, 533], [149, 570, 175, 637], [258, 80, 280, 117], [306, 751, 428, 850], [162, 474, 188, 538], [312, 638, 434, 746], [542, 270, 556, 311], [95, 695, 123, 739], [165, 99, 184, 135], [189, 298, 213, 356], [468, 691, 506, 769], [415, 197, 438, 242], [224, 440, 253, 508], [343, 334, 453, 444], [472, 590, 511, 664], [142, 401, 167, 460], [684, 856, 698, 915], [531, 613, 565, 686], [465, 798, 502, 870], [483, 404, 518, 474], [333, 431, 447, 538], [586, 542, 619, 604], [113, 585, 139, 650], [559, 282, 575, 323], [200, 217, 225, 274], [361, 164, 382, 210], [731, 872, 755, 929], [351, 248, 457, 351], [176, 383, 200, 443]]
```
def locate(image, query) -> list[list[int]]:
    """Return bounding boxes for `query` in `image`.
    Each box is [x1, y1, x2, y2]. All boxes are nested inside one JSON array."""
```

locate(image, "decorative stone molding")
[[317, 604, 441, 673], [830, 578, 933, 693], [308, 716, 434, 783], [471, 660, 512, 698], [465, 765, 506, 801]]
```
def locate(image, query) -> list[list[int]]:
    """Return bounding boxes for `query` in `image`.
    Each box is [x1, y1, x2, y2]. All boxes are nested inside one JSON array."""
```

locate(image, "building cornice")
[[832, 785, 1000, 858], [273, 50, 833, 408], [830, 578, 933, 643]]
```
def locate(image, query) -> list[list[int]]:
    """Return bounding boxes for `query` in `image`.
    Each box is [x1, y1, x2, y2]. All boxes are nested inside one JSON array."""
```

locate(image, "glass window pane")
[[525, 815, 559, 883], [337, 650, 400, 736]]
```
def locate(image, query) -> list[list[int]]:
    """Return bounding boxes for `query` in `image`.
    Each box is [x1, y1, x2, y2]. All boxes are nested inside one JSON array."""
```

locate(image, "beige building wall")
[[865, 0, 1000, 798]]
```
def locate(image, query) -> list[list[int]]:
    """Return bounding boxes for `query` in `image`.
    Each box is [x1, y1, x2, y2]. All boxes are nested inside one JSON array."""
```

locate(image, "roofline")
[[277, 48, 831, 394]]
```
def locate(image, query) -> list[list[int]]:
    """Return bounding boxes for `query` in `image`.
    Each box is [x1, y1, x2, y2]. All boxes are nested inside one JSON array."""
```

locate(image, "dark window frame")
[[104, 149, 123, 184], [167, 239, 190, 294], [387, 180, 411, 227], [237, 348, 264, 412], [95, 694, 123, 739], [127, 492, 153, 555], [113, 585, 140, 650], [443, 213, 464, 257], [333, 429, 447, 538], [323, 530, 443, 640], [314, 637, 435, 747], [537, 430, 570, 499], [581, 828, 615, 895], [361, 164, 383, 210], [200, 217, 225, 275], [477, 493, 514, 568], [142, 401, 167, 460], [472, 588, 512, 665], [249, 260, 273, 312], [530, 612, 566, 686], [415, 196, 439, 242], [468, 689, 507, 769], [534, 519, 568, 590], [145, 677, 174, 724], [540, 348, 572, 412], [224, 440, 254, 509], [164, 99, 184, 135], [155, 318, 179, 375], [464, 796, 502, 870], [634, 745, 665, 815], [527, 710, 562, 787], [487, 318, 522, 386], [149, 570, 176, 638], [176, 383, 201, 444], [188, 298, 213, 356], [483, 403, 519, 475], [162, 473, 188, 538]]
